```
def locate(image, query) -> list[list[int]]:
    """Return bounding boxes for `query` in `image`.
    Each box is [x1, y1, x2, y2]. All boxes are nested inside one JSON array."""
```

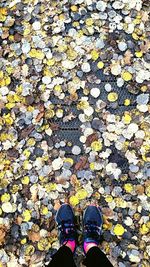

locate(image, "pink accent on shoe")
[[84, 242, 98, 254], [63, 240, 76, 253]]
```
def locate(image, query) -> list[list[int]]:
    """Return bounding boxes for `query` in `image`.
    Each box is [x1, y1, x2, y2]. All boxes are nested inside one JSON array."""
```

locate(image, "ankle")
[[84, 242, 98, 254], [63, 240, 76, 253]]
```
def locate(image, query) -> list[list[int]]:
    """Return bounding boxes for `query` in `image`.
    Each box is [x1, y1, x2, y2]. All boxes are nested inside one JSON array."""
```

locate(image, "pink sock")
[[84, 242, 98, 254], [63, 240, 76, 253]]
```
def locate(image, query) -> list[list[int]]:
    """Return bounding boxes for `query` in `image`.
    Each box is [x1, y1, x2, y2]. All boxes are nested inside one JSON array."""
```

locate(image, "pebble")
[[137, 104, 148, 112], [62, 60, 76, 69], [34, 147, 44, 157], [128, 123, 139, 133]]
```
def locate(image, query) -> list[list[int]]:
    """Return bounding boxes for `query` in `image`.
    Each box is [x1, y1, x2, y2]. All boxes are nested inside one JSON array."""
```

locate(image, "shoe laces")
[[58, 220, 76, 241], [84, 220, 102, 239]]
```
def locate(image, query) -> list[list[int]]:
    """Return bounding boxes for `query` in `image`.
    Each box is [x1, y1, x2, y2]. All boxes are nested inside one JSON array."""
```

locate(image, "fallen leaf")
[[19, 125, 35, 140], [70, 92, 78, 101], [102, 207, 114, 219], [36, 104, 45, 122], [140, 40, 150, 53], [7, 148, 19, 159], [123, 50, 133, 65], [74, 156, 88, 170], [36, 112, 44, 122], [49, 123, 60, 131], [15, 216, 23, 225], [0, 224, 7, 245], [28, 231, 40, 242], [141, 11, 149, 22], [63, 112, 76, 122], [135, 185, 144, 195], [85, 133, 98, 147]]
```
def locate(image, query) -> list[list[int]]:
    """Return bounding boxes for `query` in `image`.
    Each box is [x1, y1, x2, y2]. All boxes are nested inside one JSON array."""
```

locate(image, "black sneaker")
[[56, 204, 77, 250], [83, 205, 103, 252]]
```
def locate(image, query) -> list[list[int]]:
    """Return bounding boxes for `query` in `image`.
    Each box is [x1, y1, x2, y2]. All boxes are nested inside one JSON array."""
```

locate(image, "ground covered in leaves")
[[0, 0, 150, 266]]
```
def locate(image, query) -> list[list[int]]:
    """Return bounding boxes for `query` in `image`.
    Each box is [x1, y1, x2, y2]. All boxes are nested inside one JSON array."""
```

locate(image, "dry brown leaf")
[[74, 156, 88, 170], [135, 185, 144, 195], [140, 40, 150, 53], [15, 216, 23, 225], [86, 133, 98, 147], [36, 104, 45, 122], [70, 174, 80, 187], [31, 187, 38, 202], [141, 11, 149, 22], [123, 50, 133, 65], [28, 231, 40, 242], [0, 224, 7, 245], [102, 208, 114, 219], [70, 92, 78, 101], [36, 112, 44, 122], [19, 125, 35, 140], [49, 123, 60, 131]]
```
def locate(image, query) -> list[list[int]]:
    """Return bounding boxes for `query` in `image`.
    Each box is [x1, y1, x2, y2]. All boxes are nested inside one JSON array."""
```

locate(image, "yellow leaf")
[[97, 61, 104, 69], [91, 140, 102, 152], [123, 114, 132, 124], [29, 49, 45, 60], [113, 224, 125, 236], [75, 189, 88, 200], [69, 196, 79, 206], [124, 183, 133, 193], [86, 18, 94, 26], [22, 210, 31, 222], [124, 99, 131, 106], [1, 193, 10, 202], [122, 71, 132, 81], [107, 92, 118, 102], [135, 51, 143, 58], [71, 5, 78, 12], [91, 49, 99, 60]]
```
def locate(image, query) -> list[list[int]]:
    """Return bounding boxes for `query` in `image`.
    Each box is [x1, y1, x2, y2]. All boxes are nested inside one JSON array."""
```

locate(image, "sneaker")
[[56, 204, 77, 250], [83, 205, 103, 252]]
